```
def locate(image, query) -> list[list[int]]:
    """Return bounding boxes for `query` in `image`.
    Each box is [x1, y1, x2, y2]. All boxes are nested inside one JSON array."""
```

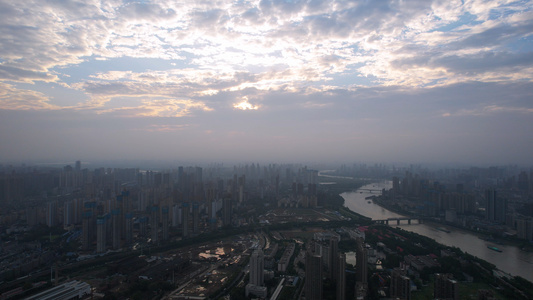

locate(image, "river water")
[[341, 181, 533, 282]]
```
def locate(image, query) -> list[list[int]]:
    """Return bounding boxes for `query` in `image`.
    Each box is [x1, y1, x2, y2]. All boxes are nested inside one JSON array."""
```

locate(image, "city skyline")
[[1, 0, 532, 165]]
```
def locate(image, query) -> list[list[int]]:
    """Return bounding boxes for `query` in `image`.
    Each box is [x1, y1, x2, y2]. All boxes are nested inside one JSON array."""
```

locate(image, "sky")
[[0, 0, 532, 166]]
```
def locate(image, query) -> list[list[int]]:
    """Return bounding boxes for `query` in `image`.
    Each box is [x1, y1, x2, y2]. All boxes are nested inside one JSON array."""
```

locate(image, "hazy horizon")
[[1, 1, 532, 166]]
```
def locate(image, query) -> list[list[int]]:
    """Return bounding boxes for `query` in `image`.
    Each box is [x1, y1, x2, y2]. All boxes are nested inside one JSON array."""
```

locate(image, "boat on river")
[[487, 246, 503, 253], [437, 227, 451, 233]]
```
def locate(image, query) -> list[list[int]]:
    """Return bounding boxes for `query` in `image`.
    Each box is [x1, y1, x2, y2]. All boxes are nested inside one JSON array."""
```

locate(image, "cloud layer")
[[0, 0, 532, 165]]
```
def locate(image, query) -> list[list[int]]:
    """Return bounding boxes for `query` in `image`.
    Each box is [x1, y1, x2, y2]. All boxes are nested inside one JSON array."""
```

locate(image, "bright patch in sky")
[[0, 0, 532, 164], [234, 98, 259, 110]]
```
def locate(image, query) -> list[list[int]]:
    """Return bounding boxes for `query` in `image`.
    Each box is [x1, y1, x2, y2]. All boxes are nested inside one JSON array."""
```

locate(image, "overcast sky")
[[0, 0, 532, 166]]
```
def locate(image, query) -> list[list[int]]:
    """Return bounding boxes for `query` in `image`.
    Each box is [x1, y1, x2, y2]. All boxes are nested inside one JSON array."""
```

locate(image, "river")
[[340, 181, 533, 282]]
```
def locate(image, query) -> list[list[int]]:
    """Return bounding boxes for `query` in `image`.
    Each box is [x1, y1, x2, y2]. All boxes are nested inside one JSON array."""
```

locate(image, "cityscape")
[[0, 161, 532, 299], [1, 0, 533, 299]]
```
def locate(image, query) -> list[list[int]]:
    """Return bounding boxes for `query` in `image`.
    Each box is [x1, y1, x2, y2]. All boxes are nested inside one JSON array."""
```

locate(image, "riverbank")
[[372, 195, 533, 252], [339, 182, 533, 282]]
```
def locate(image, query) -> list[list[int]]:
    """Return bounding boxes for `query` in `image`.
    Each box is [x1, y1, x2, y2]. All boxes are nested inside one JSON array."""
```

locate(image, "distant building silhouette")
[[96, 216, 106, 253], [485, 189, 506, 223]]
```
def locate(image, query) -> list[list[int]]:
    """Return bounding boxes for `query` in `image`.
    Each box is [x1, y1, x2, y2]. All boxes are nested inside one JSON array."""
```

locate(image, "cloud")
[[142, 124, 190, 132], [442, 105, 533, 117], [0, 65, 59, 83], [0, 82, 58, 110], [1, 0, 531, 91], [117, 2, 176, 22], [97, 98, 213, 118], [233, 97, 259, 110]]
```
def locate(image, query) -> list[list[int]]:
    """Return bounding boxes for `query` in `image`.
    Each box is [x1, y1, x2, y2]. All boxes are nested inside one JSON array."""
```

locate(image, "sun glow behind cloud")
[[233, 98, 259, 111]]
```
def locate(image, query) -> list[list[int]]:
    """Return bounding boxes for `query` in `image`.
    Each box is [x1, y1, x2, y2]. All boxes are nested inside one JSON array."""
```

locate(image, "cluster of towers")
[[278, 168, 319, 208], [390, 172, 476, 217], [81, 166, 240, 252], [0, 162, 328, 254], [304, 231, 348, 300], [75, 163, 313, 252]]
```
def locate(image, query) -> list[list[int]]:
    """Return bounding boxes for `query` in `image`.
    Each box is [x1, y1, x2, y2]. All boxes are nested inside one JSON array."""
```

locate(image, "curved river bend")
[[341, 181, 533, 282]]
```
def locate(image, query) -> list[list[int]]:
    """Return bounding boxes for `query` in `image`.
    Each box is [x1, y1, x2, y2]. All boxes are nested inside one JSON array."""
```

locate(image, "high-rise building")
[[329, 235, 339, 279], [124, 212, 133, 244], [238, 175, 245, 203], [305, 252, 323, 300], [192, 202, 199, 233], [393, 176, 400, 196], [82, 210, 92, 251], [516, 216, 533, 241], [112, 209, 121, 249], [355, 238, 367, 284], [246, 249, 267, 298], [151, 205, 159, 243], [161, 206, 169, 240], [434, 273, 459, 300], [249, 249, 264, 286], [313, 231, 340, 279], [172, 204, 180, 227], [63, 200, 73, 226], [486, 189, 495, 221], [139, 216, 148, 237], [182, 202, 189, 237], [223, 197, 232, 226], [390, 268, 411, 300], [355, 237, 368, 299], [485, 189, 506, 223], [337, 252, 346, 300], [96, 216, 106, 253], [206, 184, 216, 230], [46, 201, 57, 227]]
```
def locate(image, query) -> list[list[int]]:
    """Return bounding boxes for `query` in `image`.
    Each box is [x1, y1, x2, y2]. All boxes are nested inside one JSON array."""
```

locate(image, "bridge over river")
[[372, 217, 425, 225], [356, 188, 383, 193]]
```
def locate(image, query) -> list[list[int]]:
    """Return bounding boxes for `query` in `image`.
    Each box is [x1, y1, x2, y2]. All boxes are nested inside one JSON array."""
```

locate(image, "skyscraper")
[[125, 212, 133, 244], [112, 209, 121, 249], [161, 206, 169, 240], [222, 197, 232, 226], [249, 249, 264, 286], [305, 252, 323, 300], [246, 249, 267, 298], [337, 252, 346, 300], [82, 210, 92, 251], [63, 200, 73, 226], [206, 184, 217, 231], [355, 237, 368, 299], [390, 268, 411, 300], [182, 202, 189, 237], [329, 235, 339, 279], [486, 189, 506, 223], [151, 205, 159, 243], [434, 273, 459, 300], [46, 201, 57, 227], [192, 202, 199, 233], [96, 216, 106, 253], [516, 216, 533, 240]]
